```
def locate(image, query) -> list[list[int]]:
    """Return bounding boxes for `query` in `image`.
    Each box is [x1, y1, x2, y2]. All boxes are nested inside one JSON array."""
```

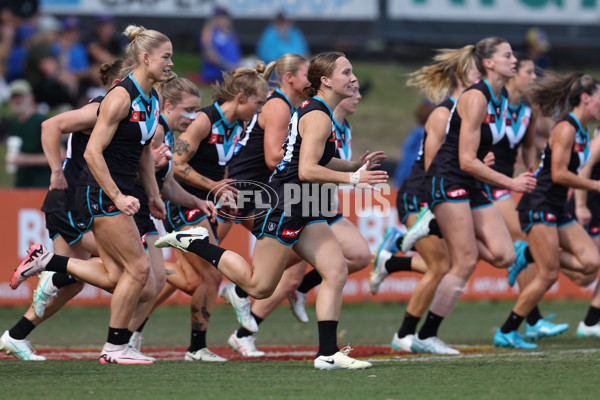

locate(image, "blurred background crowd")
[[0, 0, 596, 188]]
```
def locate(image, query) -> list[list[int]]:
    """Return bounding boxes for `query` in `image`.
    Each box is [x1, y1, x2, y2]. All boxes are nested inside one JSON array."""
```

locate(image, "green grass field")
[[1, 300, 599, 400]]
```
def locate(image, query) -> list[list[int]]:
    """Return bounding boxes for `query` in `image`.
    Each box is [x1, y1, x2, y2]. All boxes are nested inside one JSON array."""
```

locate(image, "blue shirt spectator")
[[256, 13, 309, 63], [200, 6, 241, 83]]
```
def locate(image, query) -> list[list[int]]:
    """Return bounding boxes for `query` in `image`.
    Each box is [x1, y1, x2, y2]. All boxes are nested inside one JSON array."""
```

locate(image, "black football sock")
[[187, 241, 226, 268], [8, 317, 35, 340], [188, 329, 207, 352], [418, 311, 444, 339], [297, 269, 322, 294], [500, 311, 525, 333], [317, 320, 339, 357], [107, 327, 131, 345], [584, 306, 600, 326], [526, 306, 542, 326], [52, 272, 78, 289], [398, 312, 420, 337], [384, 256, 412, 273]]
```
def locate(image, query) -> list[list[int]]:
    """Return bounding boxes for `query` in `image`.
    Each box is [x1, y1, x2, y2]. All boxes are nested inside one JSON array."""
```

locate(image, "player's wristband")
[[349, 170, 361, 185]]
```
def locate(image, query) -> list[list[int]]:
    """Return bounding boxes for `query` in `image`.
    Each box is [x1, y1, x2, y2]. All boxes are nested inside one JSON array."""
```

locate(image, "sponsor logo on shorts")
[[282, 227, 303, 238], [544, 213, 557, 222], [492, 189, 511, 199], [267, 222, 277, 231], [590, 226, 600, 234], [446, 188, 467, 198], [107, 205, 117, 212], [185, 208, 200, 221]]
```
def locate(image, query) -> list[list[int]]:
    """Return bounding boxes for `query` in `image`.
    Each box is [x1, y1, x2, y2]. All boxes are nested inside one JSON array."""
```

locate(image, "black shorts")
[[133, 212, 158, 237], [518, 206, 575, 233], [566, 193, 600, 237], [324, 212, 344, 226], [163, 201, 218, 241], [428, 176, 491, 210], [76, 185, 122, 223], [396, 191, 428, 224], [45, 210, 92, 245], [482, 183, 512, 202], [216, 201, 256, 224], [252, 208, 326, 246]]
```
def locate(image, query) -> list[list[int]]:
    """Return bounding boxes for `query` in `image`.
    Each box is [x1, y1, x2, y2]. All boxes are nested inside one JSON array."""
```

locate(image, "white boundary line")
[[367, 348, 600, 363]]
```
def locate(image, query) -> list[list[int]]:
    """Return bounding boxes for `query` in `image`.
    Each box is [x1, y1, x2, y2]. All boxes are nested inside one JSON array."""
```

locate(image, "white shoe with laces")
[[185, 347, 227, 362], [154, 226, 209, 252], [221, 283, 258, 333], [228, 331, 265, 357], [32, 271, 58, 318], [0, 330, 45, 361], [314, 346, 372, 370], [289, 290, 309, 323], [391, 333, 415, 352], [98, 342, 154, 364], [410, 334, 459, 355]]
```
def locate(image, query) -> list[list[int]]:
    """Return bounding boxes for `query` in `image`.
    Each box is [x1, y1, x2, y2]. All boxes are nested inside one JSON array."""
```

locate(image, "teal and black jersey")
[[428, 78, 509, 183], [269, 96, 337, 215], [42, 95, 103, 214], [228, 88, 293, 183], [400, 97, 454, 197], [79, 74, 160, 192], [333, 117, 352, 161], [178, 101, 244, 200], [518, 113, 590, 211], [155, 114, 172, 191], [490, 100, 532, 177]]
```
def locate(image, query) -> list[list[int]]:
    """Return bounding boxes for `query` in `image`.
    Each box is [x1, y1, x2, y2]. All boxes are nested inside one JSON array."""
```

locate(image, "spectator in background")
[[5, 22, 35, 82], [256, 11, 309, 64], [4, 79, 51, 187], [199, 5, 241, 84], [53, 16, 91, 105], [25, 15, 76, 108], [86, 14, 126, 65], [524, 27, 551, 72], [524, 27, 554, 162], [85, 14, 127, 99], [393, 100, 435, 188]]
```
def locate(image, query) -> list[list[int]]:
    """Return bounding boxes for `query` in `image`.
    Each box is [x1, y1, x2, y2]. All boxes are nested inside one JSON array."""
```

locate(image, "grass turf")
[[1, 300, 599, 399]]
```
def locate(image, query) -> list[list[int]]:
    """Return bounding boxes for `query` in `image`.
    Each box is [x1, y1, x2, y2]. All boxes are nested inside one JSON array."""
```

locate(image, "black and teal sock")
[[52, 272, 78, 289], [384, 256, 413, 273], [526, 306, 542, 326], [418, 311, 444, 339], [398, 312, 421, 337], [188, 329, 207, 352], [8, 317, 35, 340], [237, 313, 264, 338], [107, 327, 131, 345], [584, 306, 600, 326], [500, 311, 525, 334], [317, 320, 339, 357], [297, 269, 322, 294], [45, 255, 69, 273], [187, 241, 226, 268]]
